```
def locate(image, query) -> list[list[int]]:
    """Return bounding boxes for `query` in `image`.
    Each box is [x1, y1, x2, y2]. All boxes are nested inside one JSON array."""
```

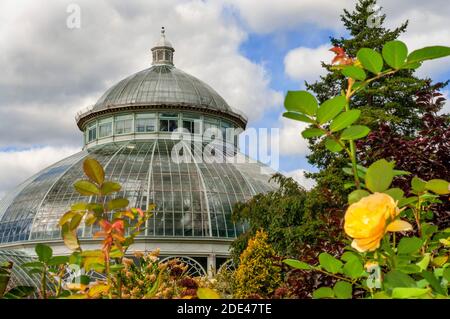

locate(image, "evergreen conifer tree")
[[305, 0, 441, 202]]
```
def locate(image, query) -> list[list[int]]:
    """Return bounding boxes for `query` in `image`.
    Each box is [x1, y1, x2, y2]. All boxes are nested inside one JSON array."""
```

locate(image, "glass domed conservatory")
[[0, 29, 277, 274]]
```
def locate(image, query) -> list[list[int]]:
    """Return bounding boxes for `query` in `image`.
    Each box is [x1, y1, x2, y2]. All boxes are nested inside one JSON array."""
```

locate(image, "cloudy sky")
[[0, 0, 449, 198]]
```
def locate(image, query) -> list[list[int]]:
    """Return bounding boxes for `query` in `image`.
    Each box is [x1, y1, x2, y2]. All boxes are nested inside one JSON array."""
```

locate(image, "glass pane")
[[115, 119, 133, 134], [98, 122, 112, 138], [88, 127, 97, 142], [160, 120, 169, 132], [183, 120, 193, 133], [168, 119, 178, 132], [136, 118, 156, 133]]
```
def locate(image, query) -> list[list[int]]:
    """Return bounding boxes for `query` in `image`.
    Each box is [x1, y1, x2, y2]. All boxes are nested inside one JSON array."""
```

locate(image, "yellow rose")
[[344, 193, 412, 252]]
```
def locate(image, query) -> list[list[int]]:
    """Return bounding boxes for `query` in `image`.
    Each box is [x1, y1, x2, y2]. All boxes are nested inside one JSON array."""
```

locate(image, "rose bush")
[[283, 40, 450, 298]]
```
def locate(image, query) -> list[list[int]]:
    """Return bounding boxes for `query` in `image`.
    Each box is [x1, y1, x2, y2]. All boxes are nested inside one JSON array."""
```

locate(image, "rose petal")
[[386, 220, 413, 232], [351, 234, 383, 252]]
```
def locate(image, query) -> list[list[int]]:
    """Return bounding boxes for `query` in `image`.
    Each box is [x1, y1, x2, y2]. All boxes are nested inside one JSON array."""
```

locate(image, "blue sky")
[[0, 0, 449, 197]]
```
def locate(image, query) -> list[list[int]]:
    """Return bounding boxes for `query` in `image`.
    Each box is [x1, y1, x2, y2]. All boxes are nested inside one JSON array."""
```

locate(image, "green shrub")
[[234, 230, 282, 298]]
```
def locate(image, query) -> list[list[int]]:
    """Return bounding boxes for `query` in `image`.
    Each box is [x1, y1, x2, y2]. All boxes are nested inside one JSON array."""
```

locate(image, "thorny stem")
[[415, 195, 423, 238], [314, 268, 354, 284], [343, 69, 398, 190], [55, 265, 64, 298], [345, 78, 361, 189], [99, 191, 113, 299], [315, 125, 352, 158]]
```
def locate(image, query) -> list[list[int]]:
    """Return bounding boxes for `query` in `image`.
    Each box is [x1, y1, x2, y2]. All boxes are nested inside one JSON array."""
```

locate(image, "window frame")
[[114, 114, 134, 135]]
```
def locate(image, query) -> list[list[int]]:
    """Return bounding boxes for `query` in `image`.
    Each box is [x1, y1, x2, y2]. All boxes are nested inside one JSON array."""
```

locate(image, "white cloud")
[[284, 44, 334, 84], [278, 115, 310, 156], [387, 7, 450, 79], [282, 0, 450, 84], [226, 0, 354, 33], [0, 146, 80, 199], [0, 0, 281, 150], [285, 168, 316, 190]]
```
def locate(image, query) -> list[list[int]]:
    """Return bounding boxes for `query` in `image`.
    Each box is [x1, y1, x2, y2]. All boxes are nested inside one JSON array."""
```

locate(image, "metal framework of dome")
[[0, 28, 278, 274]]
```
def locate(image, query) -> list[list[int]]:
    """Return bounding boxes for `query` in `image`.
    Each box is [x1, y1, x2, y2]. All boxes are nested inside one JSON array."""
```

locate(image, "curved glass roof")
[[93, 65, 232, 113], [0, 140, 277, 245], [0, 250, 45, 297]]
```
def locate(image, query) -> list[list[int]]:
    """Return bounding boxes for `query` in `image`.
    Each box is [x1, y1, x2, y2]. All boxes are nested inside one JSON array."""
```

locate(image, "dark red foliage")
[[283, 211, 348, 298], [356, 82, 450, 228], [179, 277, 198, 289]]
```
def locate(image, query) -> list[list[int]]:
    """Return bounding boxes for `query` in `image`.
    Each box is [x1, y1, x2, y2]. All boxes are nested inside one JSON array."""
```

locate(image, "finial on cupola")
[[151, 27, 175, 66]]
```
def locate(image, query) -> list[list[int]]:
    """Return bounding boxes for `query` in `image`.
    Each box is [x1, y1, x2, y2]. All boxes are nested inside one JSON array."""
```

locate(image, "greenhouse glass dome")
[[0, 28, 278, 274]]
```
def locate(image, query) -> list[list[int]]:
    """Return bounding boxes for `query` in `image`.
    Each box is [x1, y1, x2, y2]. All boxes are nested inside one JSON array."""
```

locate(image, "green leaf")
[[3, 286, 35, 299], [48, 256, 69, 266], [373, 292, 391, 299], [61, 223, 81, 251], [384, 188, 404, 201], [110, 264, 125, 272], [71, 202, 88, 211], [330, 110, 361, 132], [342, 66, 366, 81], [284, 91, 318, 116], [425, 179, 450, 195], [397, 237, 423, 254], [443, 267, 450, 281], [401, 61, 422, 69], [365, 159, 394, 193], [69, 213, 83, 231], [87, 203, 104, 214], [431, 255, 447, 267], [0, 274, 10, 298], [107, 198, 130, 211], [391, 287, 430, 299], [21, 262, 44, 269], [74, 180, 100, 196], [81, 250, 103, 257], [411, 177, 427, 193], [85, 213, 97, 226], [77, 275, 91, 286], [382, 41, 408, 69], [35, 244, 52, 263], [100, 181, 122, 195], [340, 251, 359, 263], [357, 48, 383, 74], [333, 281, 352, 299], [312, 287, 334, 299], [282, 111, 314, 124], [197, 287, 221, 299], [397, 264, 421, 274], [319, 253, 343, 274], [398, 197, 417, 207], [83, 157, 104, 185], [301, 128, 325, 138], [393, 169, 410, 176], [283, 259, 311, 270], [348, 189, 370, 205], [324, 138, 343, 153], [317, 96, 347, 124], [407, 46, 450, 64], [59, 211, 76, 227], [340, 125, 370, 140], [420, 271, 446, 295], [343, 258, 364, 279], [383, 270, 416, 289]]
